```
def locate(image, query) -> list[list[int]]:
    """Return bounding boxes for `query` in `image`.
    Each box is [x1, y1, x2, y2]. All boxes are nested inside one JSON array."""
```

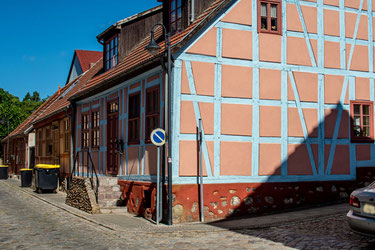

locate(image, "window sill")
[[351, 137, 374, 143], [128, 141, 140, 145]]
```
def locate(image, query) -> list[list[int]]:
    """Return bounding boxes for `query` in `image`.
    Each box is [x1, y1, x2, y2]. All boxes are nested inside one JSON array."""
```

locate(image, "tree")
[[31, 91, 40, 102], [0, 89, 44, 159]]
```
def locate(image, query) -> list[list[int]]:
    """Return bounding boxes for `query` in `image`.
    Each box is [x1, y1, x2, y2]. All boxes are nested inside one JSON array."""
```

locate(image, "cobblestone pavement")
[[1, 180, 375, 249], [234, 214, 375, 249], [0, 181, 289, 249]]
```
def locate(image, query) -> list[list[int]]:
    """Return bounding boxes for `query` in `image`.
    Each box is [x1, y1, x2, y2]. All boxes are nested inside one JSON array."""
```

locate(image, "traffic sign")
[[150, 128, 166, 146]]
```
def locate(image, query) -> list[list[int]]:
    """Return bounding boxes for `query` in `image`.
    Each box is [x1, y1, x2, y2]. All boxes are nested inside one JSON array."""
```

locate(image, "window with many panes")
[[170, 0, 182, 34], [145, 87, 160, 142], [64, 119, 70, 153], [45, 127, 52, 156], [82, 114, 90, 148], [38, 129, 43, 156], [92, 111, 100, 147], [104, 35, 118, 71], [258, 0, 281, 34], [128, 93, 140, 144], [351, 101, 374, 142]]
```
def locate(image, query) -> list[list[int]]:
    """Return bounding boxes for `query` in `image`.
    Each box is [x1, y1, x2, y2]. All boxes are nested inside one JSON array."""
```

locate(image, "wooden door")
[[107, 100, 119, 175]]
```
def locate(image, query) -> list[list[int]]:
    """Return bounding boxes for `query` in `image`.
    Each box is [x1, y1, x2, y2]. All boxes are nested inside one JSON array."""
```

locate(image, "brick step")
[[97, 177, 125, 211]]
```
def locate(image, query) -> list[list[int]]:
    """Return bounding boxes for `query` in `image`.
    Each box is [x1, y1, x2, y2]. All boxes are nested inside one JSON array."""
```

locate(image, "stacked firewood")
[[65, 177, 99, 214]]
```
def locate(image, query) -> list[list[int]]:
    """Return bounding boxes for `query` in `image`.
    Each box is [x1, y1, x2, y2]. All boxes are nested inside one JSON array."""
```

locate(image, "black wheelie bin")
[[34, 164, 60, 193]]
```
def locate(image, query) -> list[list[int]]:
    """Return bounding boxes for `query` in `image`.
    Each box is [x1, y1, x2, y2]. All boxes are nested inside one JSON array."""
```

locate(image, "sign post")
[[150, 128, 166, 224]]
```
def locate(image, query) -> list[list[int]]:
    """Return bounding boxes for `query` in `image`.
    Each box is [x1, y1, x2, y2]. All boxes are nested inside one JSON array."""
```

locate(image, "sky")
[[0, 0, 160, 100]]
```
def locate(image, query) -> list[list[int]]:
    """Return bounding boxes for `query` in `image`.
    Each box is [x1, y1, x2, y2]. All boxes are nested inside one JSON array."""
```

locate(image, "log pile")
[[65, 177, 100, 214]]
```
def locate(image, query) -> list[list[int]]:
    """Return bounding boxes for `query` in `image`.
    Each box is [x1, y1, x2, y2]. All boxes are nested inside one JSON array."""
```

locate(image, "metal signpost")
[[150, 128, 166, 224]]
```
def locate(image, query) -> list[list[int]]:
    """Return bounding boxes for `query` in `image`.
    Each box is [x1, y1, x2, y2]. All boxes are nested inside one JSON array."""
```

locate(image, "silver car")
[[347, 182, 375, 237]]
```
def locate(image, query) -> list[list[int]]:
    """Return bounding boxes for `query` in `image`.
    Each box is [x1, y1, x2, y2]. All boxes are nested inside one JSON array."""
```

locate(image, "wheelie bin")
[[0, 165, 8, 179], [20, 168, 33, 187], [34, 164, 60, 193]]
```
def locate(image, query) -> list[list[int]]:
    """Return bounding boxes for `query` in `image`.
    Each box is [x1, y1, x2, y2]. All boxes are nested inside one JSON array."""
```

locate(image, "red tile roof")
[[72, 0, 228, 100], [75, 50, 102, 73], [3, 88, 62, 141], [33, 57, 103, 124], [2, 57, 103, 142]]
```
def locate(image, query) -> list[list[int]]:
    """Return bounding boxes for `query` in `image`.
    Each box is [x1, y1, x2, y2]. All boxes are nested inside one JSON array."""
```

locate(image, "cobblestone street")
[[1, 179, 375, 249]]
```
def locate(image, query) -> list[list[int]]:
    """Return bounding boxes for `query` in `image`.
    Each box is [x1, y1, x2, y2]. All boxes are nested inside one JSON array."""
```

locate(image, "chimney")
[[58, 84, 61, 95]]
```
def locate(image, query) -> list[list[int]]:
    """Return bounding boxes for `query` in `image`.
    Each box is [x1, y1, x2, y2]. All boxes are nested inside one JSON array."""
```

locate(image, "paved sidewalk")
[[2, 177, 349, 233]]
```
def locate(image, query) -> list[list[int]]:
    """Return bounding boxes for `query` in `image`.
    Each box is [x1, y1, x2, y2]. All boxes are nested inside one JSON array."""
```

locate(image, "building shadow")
[[199, 103, 375, 245]]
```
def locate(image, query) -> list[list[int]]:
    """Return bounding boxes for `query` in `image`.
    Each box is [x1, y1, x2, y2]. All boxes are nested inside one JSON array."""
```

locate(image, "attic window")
[[170, 0, 182, 34], [258, 0, 281, 35], [104, 35, 118, 71]]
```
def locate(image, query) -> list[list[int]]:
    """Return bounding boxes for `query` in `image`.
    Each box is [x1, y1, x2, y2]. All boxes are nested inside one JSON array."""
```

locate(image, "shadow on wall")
[[178, 103, 375, 223]]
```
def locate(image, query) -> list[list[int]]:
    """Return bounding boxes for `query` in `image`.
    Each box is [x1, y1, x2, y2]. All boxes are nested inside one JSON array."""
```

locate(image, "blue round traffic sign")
[[150, 128, 166, 146]]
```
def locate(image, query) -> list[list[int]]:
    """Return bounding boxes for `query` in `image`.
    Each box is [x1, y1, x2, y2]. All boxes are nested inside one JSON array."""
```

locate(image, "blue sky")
[[0, 0, 160, 100]]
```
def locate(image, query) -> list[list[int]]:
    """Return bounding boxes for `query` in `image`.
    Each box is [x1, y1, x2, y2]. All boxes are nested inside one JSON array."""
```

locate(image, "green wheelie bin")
[[34, 164, 60, 193], [20, 168, 33, 187], [0, 165, 8, 179]]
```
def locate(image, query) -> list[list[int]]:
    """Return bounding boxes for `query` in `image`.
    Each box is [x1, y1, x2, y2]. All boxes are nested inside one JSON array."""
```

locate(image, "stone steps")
[[97, 177, 127, 214]]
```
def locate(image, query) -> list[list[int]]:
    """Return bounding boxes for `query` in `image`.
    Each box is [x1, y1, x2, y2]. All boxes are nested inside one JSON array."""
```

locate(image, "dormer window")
[[104, 35, 118, 71], [169, 0, 182, 34]]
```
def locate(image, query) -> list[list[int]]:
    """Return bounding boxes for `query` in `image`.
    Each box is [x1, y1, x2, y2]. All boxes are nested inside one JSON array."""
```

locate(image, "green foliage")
[[0, 89, 44, 159]]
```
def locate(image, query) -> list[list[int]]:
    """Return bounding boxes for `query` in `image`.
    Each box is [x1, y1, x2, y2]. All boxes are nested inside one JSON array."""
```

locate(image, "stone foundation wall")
[[65, 177, 100, 214], [118, 168, 375, 223], [172, 181, 357, 223]]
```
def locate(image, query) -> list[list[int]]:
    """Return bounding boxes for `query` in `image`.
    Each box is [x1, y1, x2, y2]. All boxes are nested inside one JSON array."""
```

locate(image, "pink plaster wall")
[[147, 74, 159, 84], [221, 65, 252, 98], [324, 41, 341, 69], [324, 109, 349, 139], [287, 37, 313, 66], [331, 145, 350, 175], [180, 101, 196, 134], [191, 61, 215, 96], [286, 3, 303, 32], [324, 75, 345, 104], [324, 0, 340, 7], [221, 104, 252, 136], [259, 33, 281, 63], [179, 140, 214, 176], [287, 144, 314, 175], [356, 77, 370, 100], [347, 44, 369, 72], [345, 12, 356, 39], [324, 9, 340, 36], [187, 28, 217, 57], [127, 147, 140, 175], [181, 61, 190, 94], [221, 0, 252, 25], [130, 82, 140, 90], [259, 143, 281, 175], [345, 0, 367, 10], [301, 6, 317, 34], [356, 145, 371, 161], [259, 69, 281, 100], [199, 102, 214, 135], [259, 106, 281, 137], [288, 108, 318, 138], [220, 141, 252, 175], [222, 29, 252, 60], [144, 146, 157, 175], [288, 72, 318, 102]]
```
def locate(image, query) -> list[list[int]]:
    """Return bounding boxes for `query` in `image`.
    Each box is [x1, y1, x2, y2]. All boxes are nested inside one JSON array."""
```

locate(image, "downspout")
[[66, 104, 75, 177], [24, 125, 33, 169], [190, 0, 195, 23]]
